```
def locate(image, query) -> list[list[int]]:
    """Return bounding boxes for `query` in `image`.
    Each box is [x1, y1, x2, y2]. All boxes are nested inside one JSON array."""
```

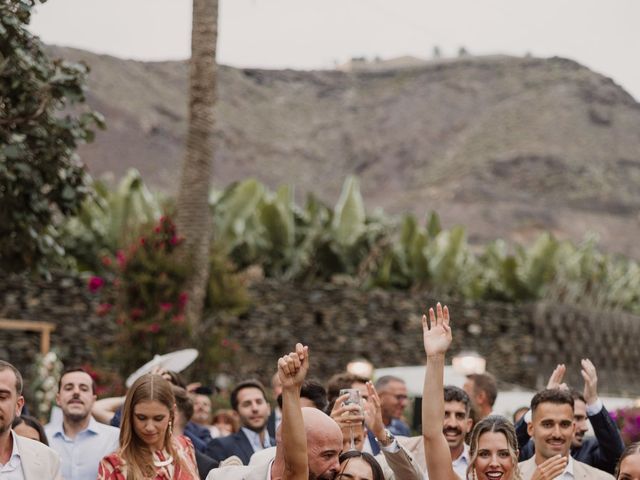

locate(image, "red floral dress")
[[97, 436, 199, 480]]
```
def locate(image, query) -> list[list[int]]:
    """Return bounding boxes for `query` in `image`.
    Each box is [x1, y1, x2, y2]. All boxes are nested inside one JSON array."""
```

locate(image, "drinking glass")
[[339, 388, 363, 450]]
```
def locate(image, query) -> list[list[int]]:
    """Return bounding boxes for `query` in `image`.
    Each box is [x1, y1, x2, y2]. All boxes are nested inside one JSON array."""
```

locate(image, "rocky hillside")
[[50, 47, 640, 258]]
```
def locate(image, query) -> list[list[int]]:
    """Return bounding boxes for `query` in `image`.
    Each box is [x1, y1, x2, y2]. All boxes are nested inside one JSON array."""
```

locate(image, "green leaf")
[[332, 176, 366, 247]]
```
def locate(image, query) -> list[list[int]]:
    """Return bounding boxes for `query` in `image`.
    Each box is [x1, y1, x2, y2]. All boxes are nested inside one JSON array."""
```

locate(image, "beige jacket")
[[243, 441, 424, 480], [519, 457, 615, 480], [14, 433, 63, 480]]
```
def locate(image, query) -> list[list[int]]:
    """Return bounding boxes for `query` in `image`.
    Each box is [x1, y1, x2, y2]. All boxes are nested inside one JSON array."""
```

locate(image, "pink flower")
[[178, 292, 188, 308], [96, 303, 113, 316], [148, 323, 161, 333], [221, 338, 230, 347], [130, 308, 144, 320], [171, 314, 185, 325], [159, 302, 173, 312], [101, 256, 112, 267], [116, 250, 127, 269], [88, 276, 105, 293]]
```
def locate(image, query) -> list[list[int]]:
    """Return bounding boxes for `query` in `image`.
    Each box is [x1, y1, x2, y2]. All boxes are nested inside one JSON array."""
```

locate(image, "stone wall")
[[1, 275, 639, 395], [0, 274, 117, 372]]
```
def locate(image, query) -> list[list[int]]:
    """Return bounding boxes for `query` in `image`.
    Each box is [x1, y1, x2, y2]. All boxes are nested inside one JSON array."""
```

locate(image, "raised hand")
[[330, 393, 365, 429], [581, 358, 598, 405], [422, 303, 451, 357], [546, 364, 568, 390], [531, 454, 568, 480], [363, 381, 386, 440], [277, 343, 309, 390]]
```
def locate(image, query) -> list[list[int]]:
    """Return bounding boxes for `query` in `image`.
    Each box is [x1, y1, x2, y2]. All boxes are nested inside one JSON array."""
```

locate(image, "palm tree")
[[175, 0, 219, 330]]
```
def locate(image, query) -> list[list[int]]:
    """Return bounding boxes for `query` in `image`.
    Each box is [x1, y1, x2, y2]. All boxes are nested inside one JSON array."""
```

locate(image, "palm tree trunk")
[[175, 0, 218, 331]]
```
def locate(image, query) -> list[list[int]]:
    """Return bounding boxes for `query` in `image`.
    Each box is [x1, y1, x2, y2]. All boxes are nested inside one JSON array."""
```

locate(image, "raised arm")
[[365, 382, 424, 480], [92, 396, 125, 425], [421, 303, 460, 480], [580, 359, 624, 474], [280, 343, 309, 480]]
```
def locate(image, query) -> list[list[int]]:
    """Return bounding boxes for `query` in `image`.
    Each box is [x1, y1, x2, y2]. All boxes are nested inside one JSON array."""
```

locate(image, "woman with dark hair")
[[615, 442, 640, 479], [337, 451, 385, 480], [97, 373, 198, 479], [421, 303, 567, 480], [12, 415, 49, 445]]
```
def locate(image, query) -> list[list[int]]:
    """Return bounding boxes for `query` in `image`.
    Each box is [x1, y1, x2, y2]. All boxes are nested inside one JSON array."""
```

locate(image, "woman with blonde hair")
[[98, 373, 199, 479], [421, 303, 565, 480]]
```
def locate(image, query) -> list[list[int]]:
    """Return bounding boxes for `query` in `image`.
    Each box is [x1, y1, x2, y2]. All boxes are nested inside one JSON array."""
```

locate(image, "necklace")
[[153, 454, 173, 467]]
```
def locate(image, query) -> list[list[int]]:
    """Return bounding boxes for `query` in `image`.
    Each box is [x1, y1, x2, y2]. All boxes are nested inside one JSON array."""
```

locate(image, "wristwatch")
[[376, 428, 395, 447]]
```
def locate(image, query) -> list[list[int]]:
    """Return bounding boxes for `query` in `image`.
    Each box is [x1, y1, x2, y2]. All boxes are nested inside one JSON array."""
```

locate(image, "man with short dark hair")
[[0, 360, 62, 479], [516, 361, 624, 475], [277, 379, 328, 412], [443, 386, 473, 478], [329, 382, 423, 480], [45, 367, 120, 480], [518, 389, 614, 480], [463, 372, 497, 420], [206, 379, 273, 465], [375, 375, 410, 436], [326, 371, 381, 454], [398, 385, 473, 477]]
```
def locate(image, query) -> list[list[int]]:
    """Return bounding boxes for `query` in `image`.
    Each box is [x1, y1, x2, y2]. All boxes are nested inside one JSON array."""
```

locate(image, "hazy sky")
[[31, 0, 640, 100]]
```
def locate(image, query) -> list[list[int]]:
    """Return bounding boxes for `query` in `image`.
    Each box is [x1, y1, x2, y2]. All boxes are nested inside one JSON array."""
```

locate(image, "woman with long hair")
[[615, 442, 640, 480], [337, 451, 385, 480], [421, 303, 566, 480], [97, 373, 198, 479]]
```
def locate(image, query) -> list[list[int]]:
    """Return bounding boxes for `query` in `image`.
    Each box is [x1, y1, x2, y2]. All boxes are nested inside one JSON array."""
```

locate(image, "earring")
[[168, 420, 173, 436]]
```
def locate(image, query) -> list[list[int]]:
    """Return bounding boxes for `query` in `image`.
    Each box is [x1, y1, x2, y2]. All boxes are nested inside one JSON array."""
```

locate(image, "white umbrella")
[[126, 348, 199, 387]]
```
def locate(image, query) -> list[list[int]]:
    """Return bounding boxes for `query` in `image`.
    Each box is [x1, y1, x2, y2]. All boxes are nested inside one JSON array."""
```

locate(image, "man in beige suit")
[[0, 360, 62, 480], [518, 389, 613, 480]]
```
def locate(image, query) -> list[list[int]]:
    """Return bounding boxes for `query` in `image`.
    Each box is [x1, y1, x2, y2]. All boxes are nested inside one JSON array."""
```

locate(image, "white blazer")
[[14, 433, 63, 480]]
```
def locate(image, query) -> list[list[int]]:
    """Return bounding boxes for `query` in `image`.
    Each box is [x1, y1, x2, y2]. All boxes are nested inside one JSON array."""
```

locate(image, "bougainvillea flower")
[[88, 276, 105, 292]]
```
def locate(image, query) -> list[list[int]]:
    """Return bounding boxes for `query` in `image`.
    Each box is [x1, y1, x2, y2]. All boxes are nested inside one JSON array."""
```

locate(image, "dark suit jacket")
[[516, 404, 624, 474], [266, 408, 279, 439], [205, 430, 275, 465], [195, 450, 219, 480], [185, 421, 214, 453]]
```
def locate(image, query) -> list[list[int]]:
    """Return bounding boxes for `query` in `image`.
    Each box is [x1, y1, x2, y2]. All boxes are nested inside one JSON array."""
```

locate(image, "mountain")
[[49, 47, 640, 258]]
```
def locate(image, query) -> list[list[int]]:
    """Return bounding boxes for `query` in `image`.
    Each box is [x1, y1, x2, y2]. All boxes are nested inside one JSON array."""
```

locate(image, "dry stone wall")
[[1, 275, 639, 395]]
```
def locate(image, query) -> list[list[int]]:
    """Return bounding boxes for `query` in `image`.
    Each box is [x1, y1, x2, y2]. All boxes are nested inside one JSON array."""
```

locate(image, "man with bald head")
[[207, 407, 342, 479], [207, 345, 343, 480]]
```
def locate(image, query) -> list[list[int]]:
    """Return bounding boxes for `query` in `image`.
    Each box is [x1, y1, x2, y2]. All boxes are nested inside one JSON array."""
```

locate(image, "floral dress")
[[97, 435, 199, 480]]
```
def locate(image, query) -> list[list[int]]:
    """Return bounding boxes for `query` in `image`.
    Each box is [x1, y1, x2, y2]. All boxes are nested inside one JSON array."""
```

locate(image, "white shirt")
[[241, 427, 273, 453], [45, 416, 120, 480], [0, 431, 26, 480], [452, 444, 470, 479], [554, 455, 575, 479]]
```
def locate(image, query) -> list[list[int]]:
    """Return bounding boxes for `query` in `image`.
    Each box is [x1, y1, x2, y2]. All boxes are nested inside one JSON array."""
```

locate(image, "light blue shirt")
[[241, 427, 273, 453], [0, 431, 25, 480], [45, 416, 120, 480]]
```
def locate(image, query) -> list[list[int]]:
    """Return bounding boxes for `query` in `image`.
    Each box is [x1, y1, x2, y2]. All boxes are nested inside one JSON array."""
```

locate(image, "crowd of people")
[[1, 303, 639, 479]]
